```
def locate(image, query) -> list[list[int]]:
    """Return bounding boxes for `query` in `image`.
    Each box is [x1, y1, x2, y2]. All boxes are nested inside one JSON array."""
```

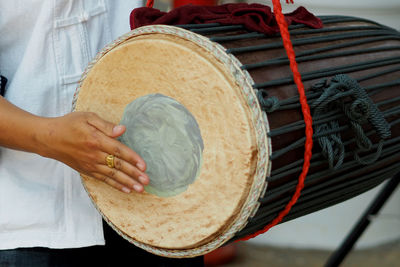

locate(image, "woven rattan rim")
[[72, 25, 271, 258]]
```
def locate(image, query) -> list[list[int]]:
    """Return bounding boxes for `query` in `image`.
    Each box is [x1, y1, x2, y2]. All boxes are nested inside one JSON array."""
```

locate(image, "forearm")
[[0, 96, 149, 193], [0, 96, 48, 155]]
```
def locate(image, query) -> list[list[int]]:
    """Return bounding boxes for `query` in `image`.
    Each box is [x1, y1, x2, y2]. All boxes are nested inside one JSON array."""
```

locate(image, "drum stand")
[[325, 171, 400, 267]]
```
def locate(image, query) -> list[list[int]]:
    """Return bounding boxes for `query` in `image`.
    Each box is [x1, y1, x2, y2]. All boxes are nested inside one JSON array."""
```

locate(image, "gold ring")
[[106, 154, 115, 168]]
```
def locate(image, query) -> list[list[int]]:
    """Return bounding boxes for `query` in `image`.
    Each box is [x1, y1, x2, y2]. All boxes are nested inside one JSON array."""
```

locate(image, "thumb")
[[86, 113, 126, 138]]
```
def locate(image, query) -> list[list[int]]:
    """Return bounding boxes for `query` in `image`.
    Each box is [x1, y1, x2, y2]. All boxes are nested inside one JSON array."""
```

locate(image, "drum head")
[[74, 26, 269, 257]]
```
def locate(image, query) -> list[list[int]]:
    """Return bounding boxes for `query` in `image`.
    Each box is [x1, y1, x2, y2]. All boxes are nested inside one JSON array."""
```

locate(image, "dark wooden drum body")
[[73, 16, 400, 257], [195, 16, 400, 240]]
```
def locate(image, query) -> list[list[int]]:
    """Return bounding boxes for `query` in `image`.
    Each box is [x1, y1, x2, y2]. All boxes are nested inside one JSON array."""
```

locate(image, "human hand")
[[39, 112, 149, 193]]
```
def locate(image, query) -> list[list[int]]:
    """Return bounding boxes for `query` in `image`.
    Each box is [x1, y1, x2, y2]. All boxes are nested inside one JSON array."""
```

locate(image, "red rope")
[[146, 0, 154, 8], [238, 0, 313, 241], [143, 0, 312, 241]]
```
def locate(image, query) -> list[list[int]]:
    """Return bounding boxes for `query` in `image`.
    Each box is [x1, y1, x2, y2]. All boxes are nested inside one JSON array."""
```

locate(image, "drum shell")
[[186, 17, 400, 239]]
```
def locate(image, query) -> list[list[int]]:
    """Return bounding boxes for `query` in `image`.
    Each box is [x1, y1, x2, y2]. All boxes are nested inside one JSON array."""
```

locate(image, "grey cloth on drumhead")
[[119, 93, 204, 197]]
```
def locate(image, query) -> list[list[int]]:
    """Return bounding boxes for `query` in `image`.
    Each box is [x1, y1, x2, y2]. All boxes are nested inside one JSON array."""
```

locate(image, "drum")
[[73, 15, 400, 257]]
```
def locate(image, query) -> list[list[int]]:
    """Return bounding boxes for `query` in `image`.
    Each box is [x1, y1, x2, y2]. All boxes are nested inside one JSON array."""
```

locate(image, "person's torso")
[[0, 0, 141, 249]]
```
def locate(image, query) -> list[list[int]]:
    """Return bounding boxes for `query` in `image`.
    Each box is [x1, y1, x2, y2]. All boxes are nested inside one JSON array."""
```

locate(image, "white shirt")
[[0, 0, 141, 249]]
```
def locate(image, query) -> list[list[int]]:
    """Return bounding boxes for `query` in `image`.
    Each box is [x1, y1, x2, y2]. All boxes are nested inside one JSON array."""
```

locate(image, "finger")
[[99, 152, 149, 185], [86, 112, 126, 138], [95, 164, 145, 193], [100, 138, 147, 172], [91, 172, 132, 194]]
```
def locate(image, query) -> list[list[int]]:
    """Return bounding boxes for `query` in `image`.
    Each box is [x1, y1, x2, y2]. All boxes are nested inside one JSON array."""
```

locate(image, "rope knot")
[[311, 78, 328, 91], [257, 89, 280, 113], [347, 98, 371, 122], [311, 74, 391, 169]]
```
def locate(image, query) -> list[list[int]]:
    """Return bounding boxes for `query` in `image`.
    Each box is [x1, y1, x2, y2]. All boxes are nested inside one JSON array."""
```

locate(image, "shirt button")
[[80, 12, 89, 22]]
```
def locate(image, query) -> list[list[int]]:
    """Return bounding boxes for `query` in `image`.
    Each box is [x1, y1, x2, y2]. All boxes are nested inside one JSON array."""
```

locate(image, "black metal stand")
[[325, 172, 400, 267]]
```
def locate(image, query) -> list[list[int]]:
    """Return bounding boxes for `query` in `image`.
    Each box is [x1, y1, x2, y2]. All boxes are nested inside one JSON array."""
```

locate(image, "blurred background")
[[143, 1, 400, 266]]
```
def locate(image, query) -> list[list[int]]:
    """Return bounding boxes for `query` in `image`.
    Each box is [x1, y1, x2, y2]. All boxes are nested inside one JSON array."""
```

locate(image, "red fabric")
[[130, 4, 323, 34], [174, 0, 217, 8]]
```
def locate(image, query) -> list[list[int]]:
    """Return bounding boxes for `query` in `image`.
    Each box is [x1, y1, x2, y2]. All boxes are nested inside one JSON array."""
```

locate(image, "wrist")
[[33, 116, 56, 158], [0, 97, 59, 157]]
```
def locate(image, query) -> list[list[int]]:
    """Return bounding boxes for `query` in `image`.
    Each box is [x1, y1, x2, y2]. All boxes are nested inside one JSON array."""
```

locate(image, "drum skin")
[[73, 16, 400, 257], [74, 31, 266, 256]]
